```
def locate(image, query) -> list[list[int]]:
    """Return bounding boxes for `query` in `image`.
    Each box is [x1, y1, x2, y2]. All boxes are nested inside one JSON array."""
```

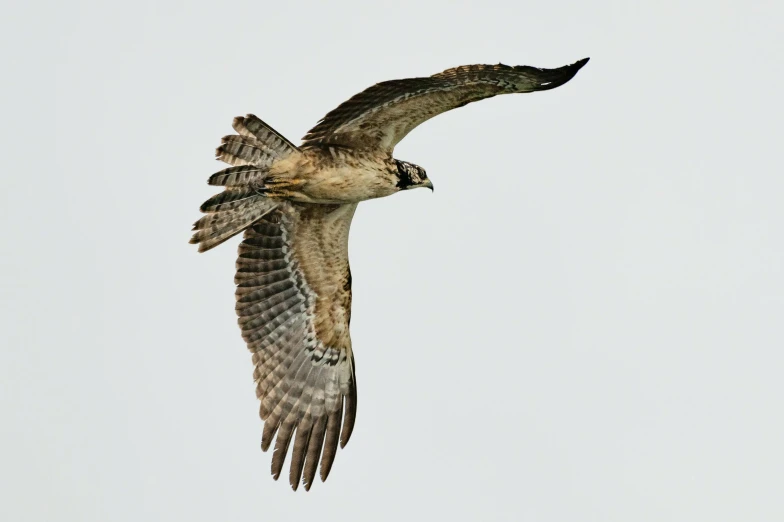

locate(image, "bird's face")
[[394, 160, 433, 191]]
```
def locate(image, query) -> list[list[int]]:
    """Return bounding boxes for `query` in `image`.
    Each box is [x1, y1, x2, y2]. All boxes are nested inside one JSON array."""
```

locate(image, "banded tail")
[[190, 115, 299, 252]]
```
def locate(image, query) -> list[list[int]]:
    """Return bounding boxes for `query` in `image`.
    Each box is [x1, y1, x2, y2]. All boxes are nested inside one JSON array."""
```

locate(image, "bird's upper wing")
[[236, 202, 357, 491], [300, 58, 589, 153]]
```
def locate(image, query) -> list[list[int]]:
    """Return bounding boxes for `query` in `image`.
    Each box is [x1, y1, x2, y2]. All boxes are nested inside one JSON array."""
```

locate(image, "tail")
[[190, 115, 299, 252], [214, 114, 299, 169]]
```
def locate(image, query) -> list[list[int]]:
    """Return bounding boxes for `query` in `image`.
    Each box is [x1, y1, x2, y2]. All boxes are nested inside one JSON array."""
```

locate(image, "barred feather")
[[208, 165, 268, 187], [233, 114, 299, 154], [189, 201, 276, 253], [216, 115, 298, 169], [216, 135, 281, 167], [237, 206, 357, 490], [199, 189, 259, 213], [193, 112, 303, 253], [303, 416, 327, 490]]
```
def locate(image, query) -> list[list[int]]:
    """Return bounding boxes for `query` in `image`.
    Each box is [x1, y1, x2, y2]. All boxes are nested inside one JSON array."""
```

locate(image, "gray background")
[[3, 0, 782, 520]]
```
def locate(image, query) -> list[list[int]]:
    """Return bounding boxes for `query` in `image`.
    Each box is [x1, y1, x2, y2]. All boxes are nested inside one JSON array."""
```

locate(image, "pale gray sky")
[[2, 0, 783, 520]]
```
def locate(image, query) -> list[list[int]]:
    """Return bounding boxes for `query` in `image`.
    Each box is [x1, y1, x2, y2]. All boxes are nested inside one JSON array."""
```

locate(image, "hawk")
[[190, 58, 589, 490]]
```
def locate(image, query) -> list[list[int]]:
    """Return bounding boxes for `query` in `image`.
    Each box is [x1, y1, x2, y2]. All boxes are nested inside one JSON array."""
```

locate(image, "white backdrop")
[[2, 1, 782, 520]]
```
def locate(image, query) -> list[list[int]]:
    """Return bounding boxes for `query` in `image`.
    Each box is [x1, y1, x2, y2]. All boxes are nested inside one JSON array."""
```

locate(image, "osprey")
[[190, 58, 589, 490]]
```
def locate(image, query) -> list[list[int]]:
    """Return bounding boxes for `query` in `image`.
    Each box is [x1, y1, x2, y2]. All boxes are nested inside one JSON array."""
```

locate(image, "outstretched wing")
[[236, 202, 357, 491], [301, 57, 589, 153]]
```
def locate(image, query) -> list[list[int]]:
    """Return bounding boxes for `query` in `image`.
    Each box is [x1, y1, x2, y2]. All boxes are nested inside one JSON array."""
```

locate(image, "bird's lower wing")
[[235, 203, 357, 491], [300, 57, 589, 153]]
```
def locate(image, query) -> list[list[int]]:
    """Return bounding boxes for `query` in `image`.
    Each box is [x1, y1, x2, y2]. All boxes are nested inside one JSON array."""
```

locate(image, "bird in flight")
[[190, 57, 589, 490]]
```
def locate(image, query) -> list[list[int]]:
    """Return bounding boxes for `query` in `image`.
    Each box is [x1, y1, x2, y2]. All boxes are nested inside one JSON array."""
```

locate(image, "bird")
[[190, 57, 589, 490]]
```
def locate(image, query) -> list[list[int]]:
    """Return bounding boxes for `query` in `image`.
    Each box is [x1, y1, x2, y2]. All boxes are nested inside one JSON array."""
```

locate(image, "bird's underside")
[[190, 57, 588, 490]]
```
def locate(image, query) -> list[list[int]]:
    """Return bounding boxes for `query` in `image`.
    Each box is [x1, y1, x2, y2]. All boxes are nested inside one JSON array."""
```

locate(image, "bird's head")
[[394, 160, 433, 192]]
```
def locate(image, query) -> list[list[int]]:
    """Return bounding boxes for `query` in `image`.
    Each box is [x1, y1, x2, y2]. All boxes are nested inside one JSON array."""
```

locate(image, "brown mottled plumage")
[[190, 57, 588, 490]]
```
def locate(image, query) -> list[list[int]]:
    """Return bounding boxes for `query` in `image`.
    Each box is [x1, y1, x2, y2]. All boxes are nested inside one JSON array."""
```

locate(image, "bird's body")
[[191, 57, 589, 490], [264, 148, 402, 203]]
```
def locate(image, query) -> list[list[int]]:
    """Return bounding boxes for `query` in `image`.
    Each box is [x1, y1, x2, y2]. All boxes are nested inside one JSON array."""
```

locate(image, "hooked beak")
[[422, 179, 434, 192]]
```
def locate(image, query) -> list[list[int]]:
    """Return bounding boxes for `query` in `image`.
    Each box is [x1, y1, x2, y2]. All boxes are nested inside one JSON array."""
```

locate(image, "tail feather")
[[216, 135, 280, 167], [199, 188, 261, 213], [208, 165, 268, 187], [217, 115, 299, 168], [192, 115, 298, 253], [190, 196, 277, 253], [193, 195, 264, 230], [233, 114, 299, 154]]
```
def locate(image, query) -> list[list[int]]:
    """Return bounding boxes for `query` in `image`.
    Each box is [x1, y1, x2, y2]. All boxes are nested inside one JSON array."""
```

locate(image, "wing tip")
[[558, 56, 590, 76], [339, 383, 358, 448], [532, 56, 590, 90], [571, 57, 590, 72]]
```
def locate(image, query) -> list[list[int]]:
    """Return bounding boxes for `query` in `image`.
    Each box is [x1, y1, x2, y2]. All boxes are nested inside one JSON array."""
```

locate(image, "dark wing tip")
[[561, 57, 589, 81], [568, 57, 590, 76], [524, 56, 590, 91], [319, 407, 342, 482], [288, 425, 313, 491], [564, 57, 590, 76], [339, 388, 358, 448]]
